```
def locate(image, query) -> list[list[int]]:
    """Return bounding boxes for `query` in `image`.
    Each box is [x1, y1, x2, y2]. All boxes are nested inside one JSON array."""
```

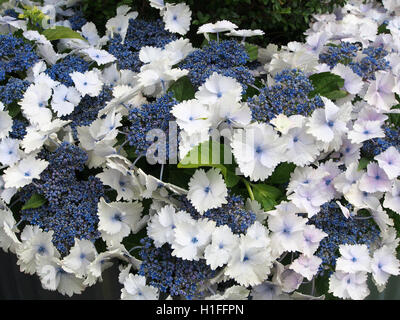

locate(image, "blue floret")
[[20, 142, 105, 255]]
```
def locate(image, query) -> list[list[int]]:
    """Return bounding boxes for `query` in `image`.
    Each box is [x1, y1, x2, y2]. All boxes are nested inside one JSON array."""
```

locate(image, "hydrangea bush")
[[1, 0, 400, 300]]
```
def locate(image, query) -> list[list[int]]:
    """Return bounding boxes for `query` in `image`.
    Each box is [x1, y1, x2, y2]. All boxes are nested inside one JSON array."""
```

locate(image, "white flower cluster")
[[0, 0, 400, 300]]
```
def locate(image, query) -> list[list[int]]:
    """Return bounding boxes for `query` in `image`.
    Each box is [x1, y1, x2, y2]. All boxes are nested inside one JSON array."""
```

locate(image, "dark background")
[[79, 0, 348, 46], [1, 249, 399, 299], [0, 0, 396, 300], [0, 250, 121, 299]]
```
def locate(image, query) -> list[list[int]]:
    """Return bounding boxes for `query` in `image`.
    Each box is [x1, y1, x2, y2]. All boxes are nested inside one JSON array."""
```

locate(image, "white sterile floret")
[[306, 97, 349, 149], [268, 200, 299, 217], [318, 160, 342, 199], [301, 224, 327, 257], [328, 271, 370, 300], [383, 0, 400, 12], [364, 71, 397, 112], [268, 211, 308, 256], [336, 201, 354, 219], [204, 225, 239, 270], [121, 274, 159, 300], [195, 72, 242, 104], [106, 6, 138, 42], [359, 162, 392, 193], [290, 255, 322, 281], [0, 208, 19, 253], [138, 46, 164, 64], [138, 60, 188, 91], [210, 96, 252, 128], [357, 104, 389, 123], [81, 22, 101, 47], [37, 256, 85, 297], [16, 226, 59, 275], [380, 226, 400, 254], [81, 48, 116, 65], [96, 168, 139, 201], [375, 146, 400, 180], [84, 248, 123, 286], [231, 123, 284, 182], [371, 245, 400, 287], [19, 82, 53, 126], [0, 15, 26, 33], [147, 205, 192, 247], [106, 13, 129, 41], [0, 138, 20, 166], [187, 168, 228, 214], [171, 217, 216, 261], [288, 183, 330, 217], [339, 138, 362, 167], [250, 281, 286, 300], [171, 99, 211, 135], [97, 198, 144, 245], [164, 38, 194, 65], [225, 235, 272, 287], [336, 244, 371, 273], [3, 155, 49, 189], [51, 84, 81, 116], [333, 162, 363, 194], [227, 29, 265, 38], [23, 30, 51, 46], [245, 198, 268, 223], [348, 120, 385, 144], [197, 20, 238, 34], [273, 262, 303, 294], [287, 166, 328, 195], [78, 119, 120, 168], [344, 181, 381, 210], [62, 239, 97, 278], [246, 221, 270, 248], [370, 205, 394, 233], [149, 0, 165, 10], [281, 125, 320, 166], [163, 3, 192, 36], [268, 45, 318, 75], [206, 286, 250, 300], [37, 42, 65, 65], [383, 180, 400, 214], [70, 70, 103, 97], [0, 103, 12, 140], [270, 114, 303, 135], [101, 64, 120, 86], [332, 64, 363, 95], [21, 119, 70, 153]]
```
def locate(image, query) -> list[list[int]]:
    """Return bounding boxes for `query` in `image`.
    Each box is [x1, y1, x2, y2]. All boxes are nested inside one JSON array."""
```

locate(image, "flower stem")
[[242, 179, 255, 201]]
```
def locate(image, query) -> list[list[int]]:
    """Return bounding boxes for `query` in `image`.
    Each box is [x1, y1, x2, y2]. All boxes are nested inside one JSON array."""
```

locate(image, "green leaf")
[[267, 162, 296, 184], [251, 183, 282, 211], [309, 72, 347, 100], [259, 197, 276, 211], [388, 104, 400, 126], [358, 158, 371, 171], [244, 43, 258, 62], [41, 26, 86, 41], [178, 140, 240, 188], [378, 23, 390, 35], [322, 90, 348, 100], [7, 104, 21, 118], [252, 183, 282, 201], [167, 76, 195, 102], [224, 164, 240, 188], [22, 194, 47, 210], [280, 7, 291, 14]]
